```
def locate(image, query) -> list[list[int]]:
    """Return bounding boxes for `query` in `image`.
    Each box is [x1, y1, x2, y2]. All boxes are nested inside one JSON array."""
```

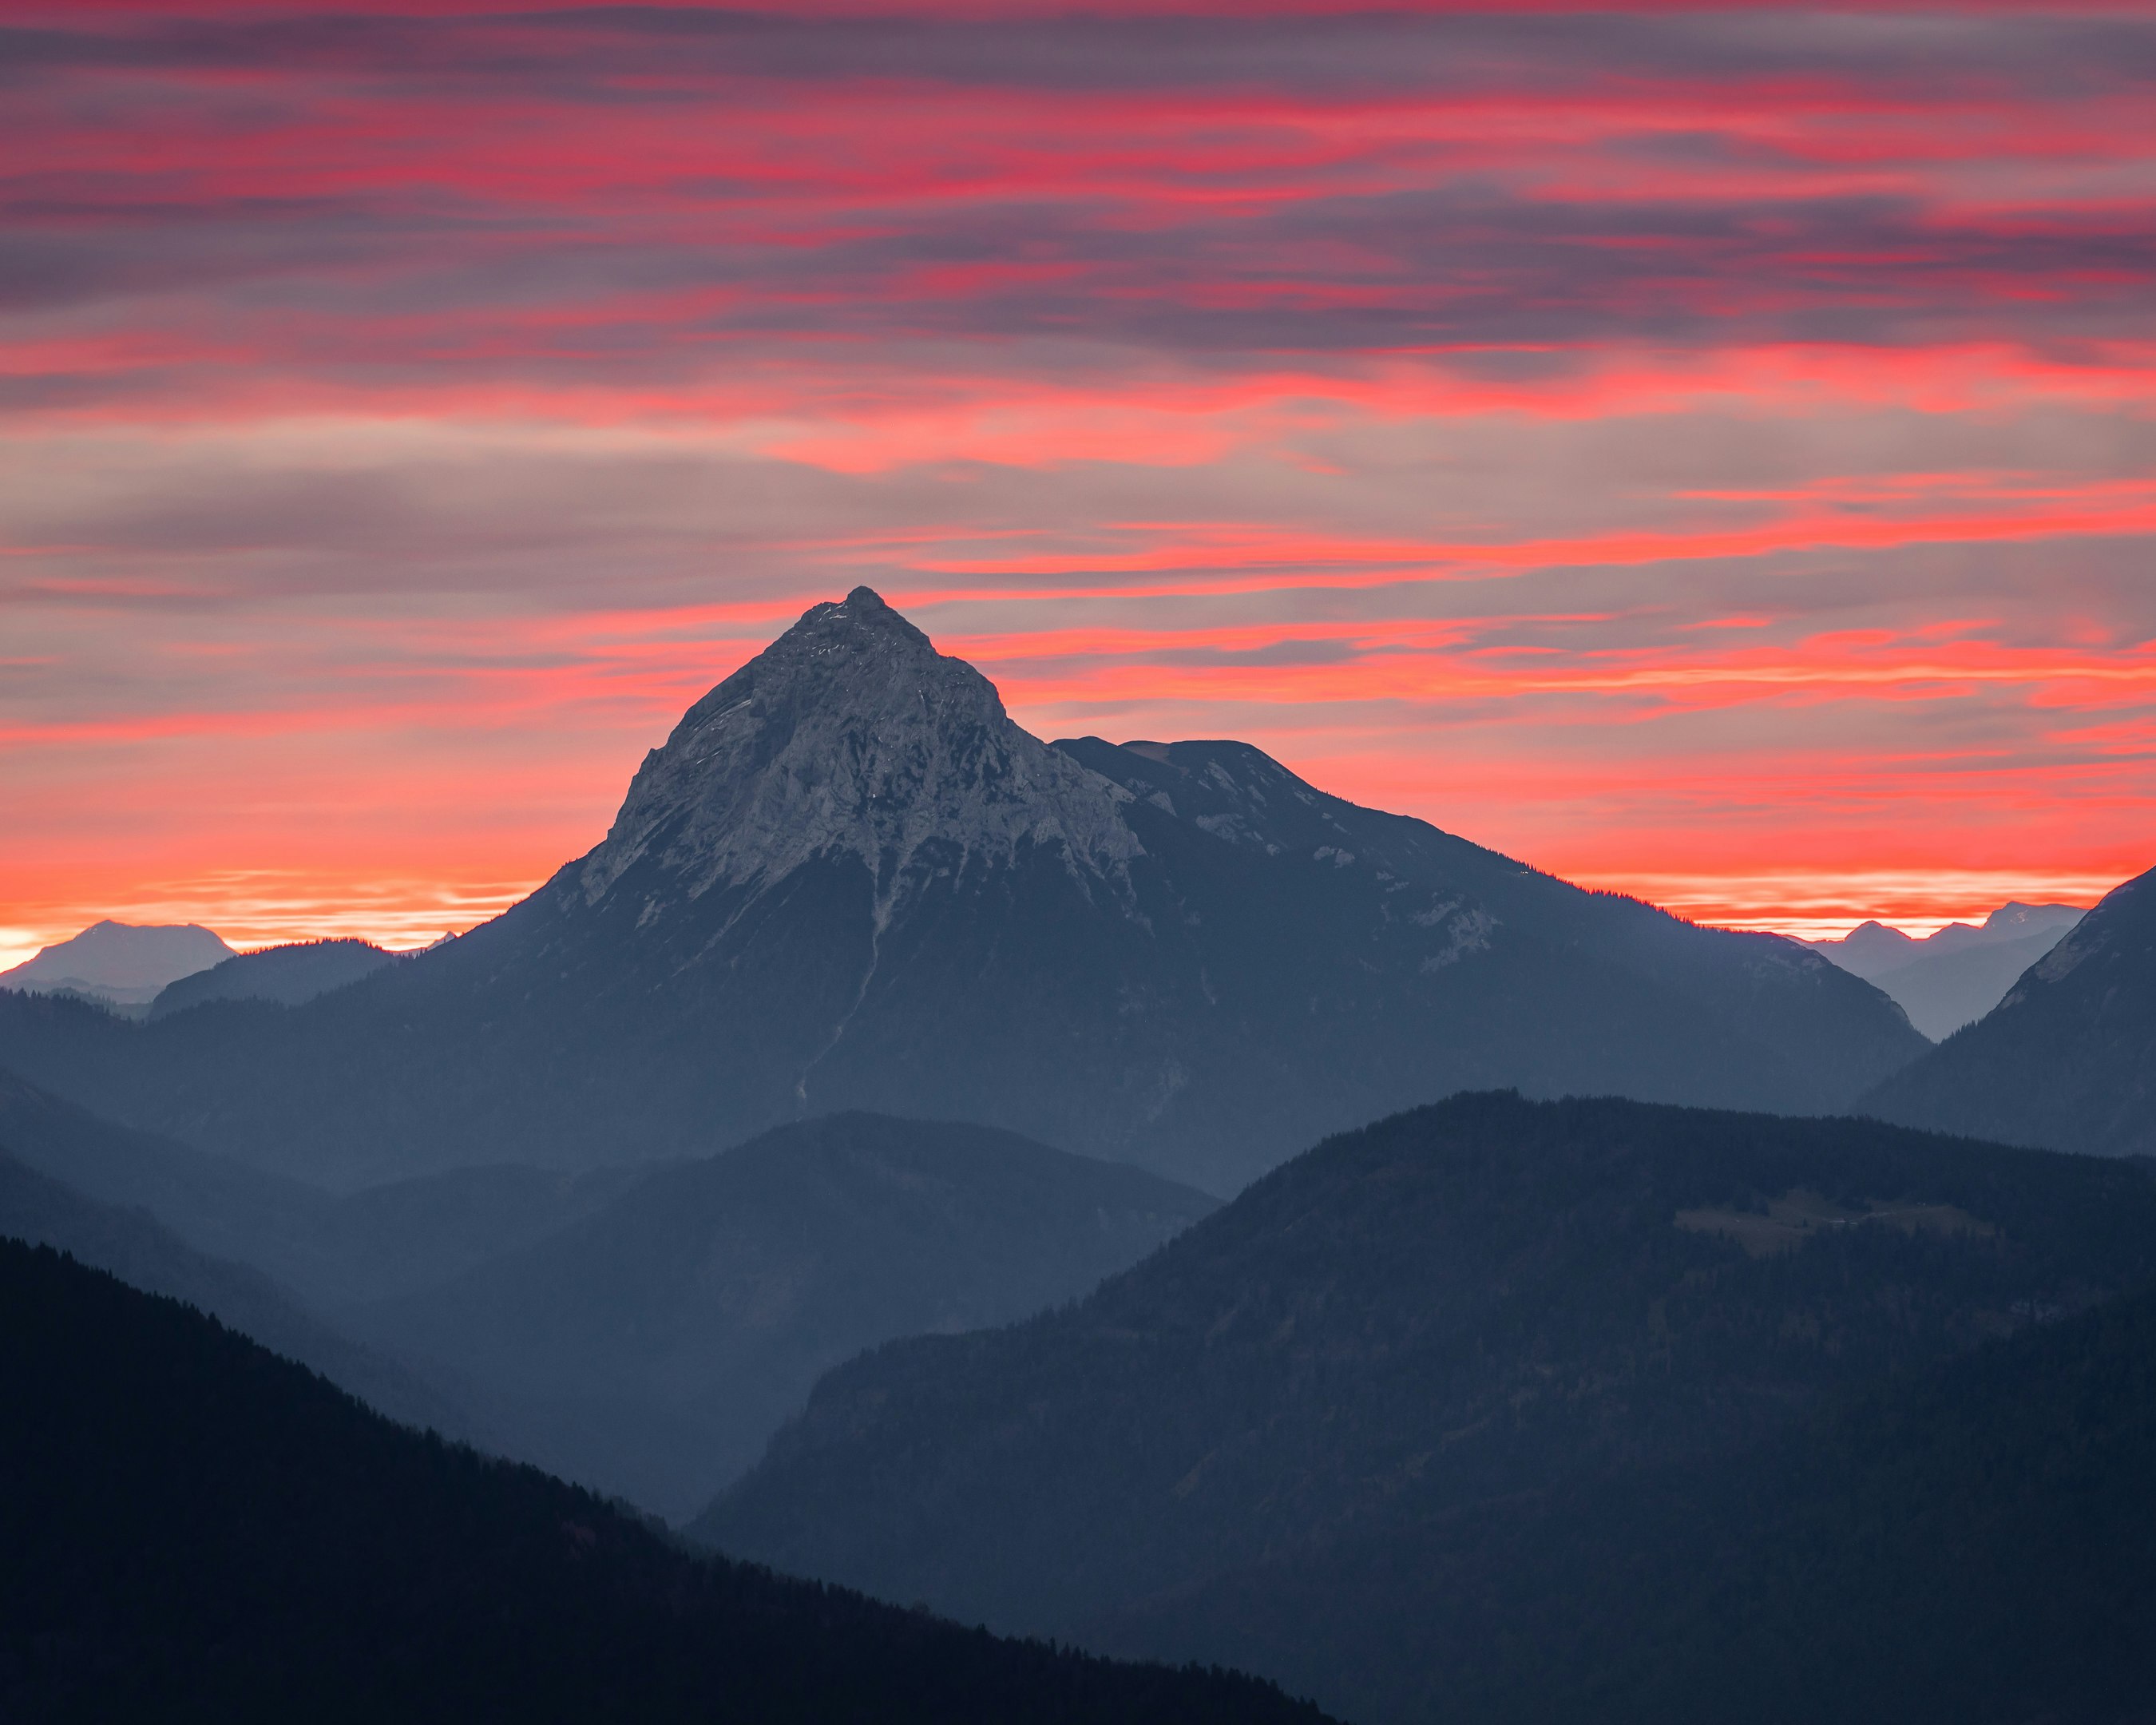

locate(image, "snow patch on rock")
[[1419, 906, 1496, 973]]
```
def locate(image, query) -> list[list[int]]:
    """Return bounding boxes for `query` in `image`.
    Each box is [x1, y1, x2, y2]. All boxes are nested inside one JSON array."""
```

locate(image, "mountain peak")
[[1984, 900, 2085, 936], [777, 583, 923, 652], [577, 590, 1140, 914], [0, 920, 234, 994], [2018, 868, 2150, 994]]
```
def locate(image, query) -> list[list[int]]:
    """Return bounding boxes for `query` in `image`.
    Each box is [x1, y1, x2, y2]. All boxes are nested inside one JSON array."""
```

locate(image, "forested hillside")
[[703, 1092, 2156, 1719], [1092, 1270, 2156, 1724], [0, 1239, 1329, 1725]]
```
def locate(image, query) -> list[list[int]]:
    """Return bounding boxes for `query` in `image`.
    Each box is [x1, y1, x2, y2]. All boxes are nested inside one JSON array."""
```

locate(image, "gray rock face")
[[584, 589, 1140, 917]]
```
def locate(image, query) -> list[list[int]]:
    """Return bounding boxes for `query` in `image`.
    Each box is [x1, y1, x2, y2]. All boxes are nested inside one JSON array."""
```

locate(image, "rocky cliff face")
[[581, 590, 1140, 922]]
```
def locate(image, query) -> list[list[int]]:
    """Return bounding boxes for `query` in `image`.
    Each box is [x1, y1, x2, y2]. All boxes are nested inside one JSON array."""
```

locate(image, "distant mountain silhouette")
[[0, 918, 232, 1008], [351, 1112, 1216, 1517], [1809, 902, 2083, 1039], [698, 1092, 2156, 1719], [150, 937, 395, 1018], [1808, 917, 1924, 974], [1866, 927, 2079, 1041], [0, 1239, 1328, 1725], [1865, 865, 2156, 1155], [0, 591, 1924, 1192], [1811, 902, 2084, 981], [0, 1149, 466, 1437], [1084, 1267, 2156, 1725]]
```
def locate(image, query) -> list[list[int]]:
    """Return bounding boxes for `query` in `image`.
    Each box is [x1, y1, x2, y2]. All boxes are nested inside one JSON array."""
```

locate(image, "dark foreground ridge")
[[702, 1091, 2156, 1724], [0, 1145, 469, 1441], [0, 1237, 1330, 1725]]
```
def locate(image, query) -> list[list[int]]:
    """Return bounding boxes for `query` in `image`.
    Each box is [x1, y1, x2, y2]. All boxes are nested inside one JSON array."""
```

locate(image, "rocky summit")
[[0, 590, 1924, 1192], [581, 590, 1140, 926]]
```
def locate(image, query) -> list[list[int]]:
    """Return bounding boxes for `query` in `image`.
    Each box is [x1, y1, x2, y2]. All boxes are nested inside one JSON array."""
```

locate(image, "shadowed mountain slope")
[[1059, 735, 1919, 1120], [0, 1239, 1328, 1725], [0, 1150, 466, 1438], [698, 1092, 2156, 1717], [351, 1112, 1216, 1518], [1865, 864, 2156, 1156], [0, 591, 1923, 1193]]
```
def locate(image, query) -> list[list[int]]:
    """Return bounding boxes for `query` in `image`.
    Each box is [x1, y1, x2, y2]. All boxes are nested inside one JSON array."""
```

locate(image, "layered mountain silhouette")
[[699, 1092, 2156, 1719], [0, 918, 232, 1009], [1809, 902, 2083, 1040], [0, 1239, 1327, 1725], [0, 1148, 467, 1437], [150, 936, 395, 1018], [0, 1066, 1213, 1517], [0, 1065, 638, 1308], [1810, 902, 2082, 980], [1864, 862, 2156, 1156], [351, 1112, 1215, 1517], [0, 590, 1924, 1192]]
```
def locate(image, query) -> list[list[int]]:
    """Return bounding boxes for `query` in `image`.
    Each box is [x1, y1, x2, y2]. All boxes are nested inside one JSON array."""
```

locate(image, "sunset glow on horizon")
[[6, 4, 2154, 969]]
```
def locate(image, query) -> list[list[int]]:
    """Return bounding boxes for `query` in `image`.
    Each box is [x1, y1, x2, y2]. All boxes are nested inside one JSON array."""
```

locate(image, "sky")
[[5, 2, 2154, 966]]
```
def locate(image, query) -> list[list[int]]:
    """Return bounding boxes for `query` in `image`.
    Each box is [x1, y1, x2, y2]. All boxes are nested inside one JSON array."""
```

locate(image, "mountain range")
[[0, 588, 1925, 1196], [0, 918, 233, 1009], [0, 1065, 1212, 1513], [700, 1091, 2156, 1721], [9, 585, 2152, 1723], [1808, 902, 2083, 1039], [0, 1238, 1328, 1725]]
